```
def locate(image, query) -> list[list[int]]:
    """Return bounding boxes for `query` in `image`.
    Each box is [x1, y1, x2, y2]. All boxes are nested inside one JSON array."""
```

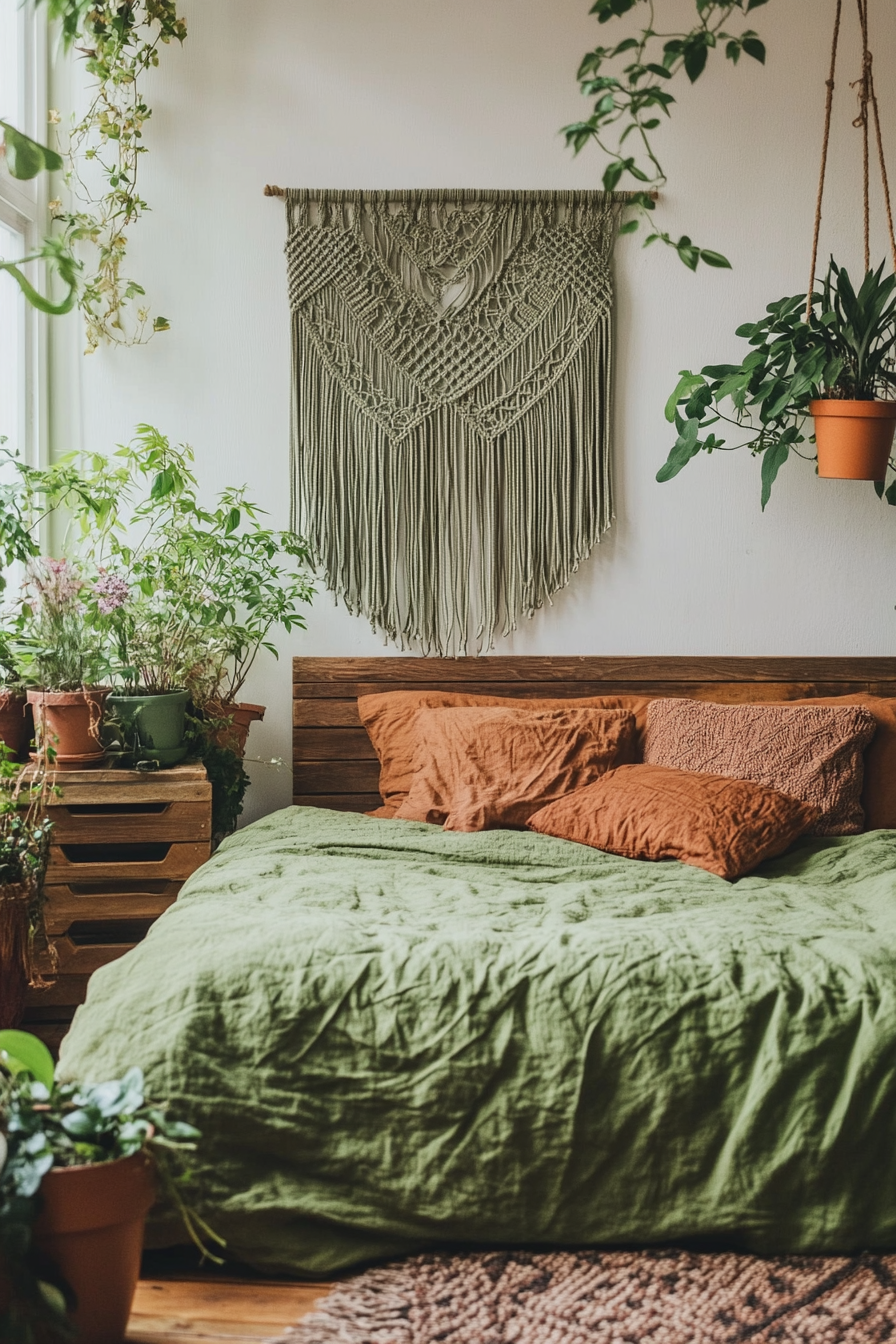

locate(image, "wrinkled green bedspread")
[[59, 808, 896, 1273]]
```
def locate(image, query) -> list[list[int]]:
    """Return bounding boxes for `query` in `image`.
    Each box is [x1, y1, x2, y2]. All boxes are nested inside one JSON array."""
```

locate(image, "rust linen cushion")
[[779, 694, 896, 831], [393, 705, 636, 832], [359, 690, 650, 815], [643, 698, 877, 836], [528, 764, 819, 880]]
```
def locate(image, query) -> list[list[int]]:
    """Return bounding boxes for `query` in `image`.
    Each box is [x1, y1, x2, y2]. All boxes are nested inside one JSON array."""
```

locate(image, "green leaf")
[[683, 40, 709, 82], [760, 440, 789, 510], [0, 1029, 55, 1088], [0, 120, 63, 179], [618, 218, 639, 235], [700, 249, 732, 269], [742, 37, 766, 63], [664, 371, 705, 422]]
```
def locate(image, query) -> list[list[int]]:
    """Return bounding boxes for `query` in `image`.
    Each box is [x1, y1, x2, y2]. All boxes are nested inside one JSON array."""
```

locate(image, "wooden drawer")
[[48, 800, 210, 844], [46, 840, 210, 884], [37, 937, 141, 978], [42, 880, 183, 934], [26, 974, 97, 1009]]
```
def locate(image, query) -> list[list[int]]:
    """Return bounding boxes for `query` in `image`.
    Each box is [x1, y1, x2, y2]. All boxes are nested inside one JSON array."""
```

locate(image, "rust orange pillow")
[[393, 705, 636, 831], [643, 699, 877, 836], [528, 764, 819, 880], [358, 690, 649, 815]]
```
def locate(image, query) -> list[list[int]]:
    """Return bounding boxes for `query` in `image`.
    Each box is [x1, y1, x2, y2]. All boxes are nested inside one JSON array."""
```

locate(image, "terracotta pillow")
[[359, 690, 649, 815], [393, 706, 636, 832], [643, 699, 877, 836], [528, 764, 819, 881]]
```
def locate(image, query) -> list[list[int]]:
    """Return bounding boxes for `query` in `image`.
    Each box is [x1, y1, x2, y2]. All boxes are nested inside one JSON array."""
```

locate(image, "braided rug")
[[282, 188, 625, 656], [279, 1247, 896, 1344]]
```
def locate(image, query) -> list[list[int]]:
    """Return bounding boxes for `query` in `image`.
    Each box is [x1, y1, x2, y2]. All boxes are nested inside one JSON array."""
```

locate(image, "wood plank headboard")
[[293, 656, 896, 812]]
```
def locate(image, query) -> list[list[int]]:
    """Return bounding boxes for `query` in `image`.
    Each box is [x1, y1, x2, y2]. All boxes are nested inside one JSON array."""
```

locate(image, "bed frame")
[[293, 656, 896, 813]]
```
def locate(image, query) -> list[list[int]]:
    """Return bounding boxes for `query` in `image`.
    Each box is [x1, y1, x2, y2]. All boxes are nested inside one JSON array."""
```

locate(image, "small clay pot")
[[206, 701, 265, 757], [27, 688, 110, 769], [0, 689, 30, 762], [811, 399, 896, 480], [33, 1151, 157, 1344]]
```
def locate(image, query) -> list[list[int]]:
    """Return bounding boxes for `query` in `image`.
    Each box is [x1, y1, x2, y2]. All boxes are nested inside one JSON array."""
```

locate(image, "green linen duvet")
[[59, 807, 896, 1274]]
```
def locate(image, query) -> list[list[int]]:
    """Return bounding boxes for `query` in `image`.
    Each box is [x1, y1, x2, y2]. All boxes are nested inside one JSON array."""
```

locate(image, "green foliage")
[[186, 715, 251, 841], [25, 1, 186, 348], [62, 425, 315, 700], [564, 0, 770, 269], [0, 122, 62, 180], [0, 124, 78, 314], [0, 1033, 223, 1342], [0, 744, 55, 891], [657, 258, 896, 508]]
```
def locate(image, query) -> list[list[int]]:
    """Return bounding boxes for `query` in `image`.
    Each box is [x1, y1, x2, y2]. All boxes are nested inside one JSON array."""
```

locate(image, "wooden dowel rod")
[[263, 184, 659, 202]]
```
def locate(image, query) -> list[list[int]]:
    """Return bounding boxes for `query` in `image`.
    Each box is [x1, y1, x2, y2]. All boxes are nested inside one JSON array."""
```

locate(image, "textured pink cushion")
[[643, 699, 878, 836]]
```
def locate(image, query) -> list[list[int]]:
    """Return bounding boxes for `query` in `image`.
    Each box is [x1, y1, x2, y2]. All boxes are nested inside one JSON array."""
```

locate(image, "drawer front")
[[26, 973, 96, 1009], [38, 938, 139, 977], [48, 800, 211, 844], [46, 840, 210, 883], [42, 881, 182, 934]]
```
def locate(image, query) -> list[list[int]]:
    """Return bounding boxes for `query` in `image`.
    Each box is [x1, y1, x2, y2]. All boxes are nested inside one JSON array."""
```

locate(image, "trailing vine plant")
[[37, 0, 187, 351], [564, 0, 770, 270]]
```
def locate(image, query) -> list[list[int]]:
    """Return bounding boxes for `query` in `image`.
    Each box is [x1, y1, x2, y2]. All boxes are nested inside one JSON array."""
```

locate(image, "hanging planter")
[[811, 398, 896, 479], [657, 0, 896, 507]]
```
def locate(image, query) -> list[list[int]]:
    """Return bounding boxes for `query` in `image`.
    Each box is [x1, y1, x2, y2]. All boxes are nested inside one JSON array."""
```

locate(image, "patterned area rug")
[[279, 1248, 896, 1343]]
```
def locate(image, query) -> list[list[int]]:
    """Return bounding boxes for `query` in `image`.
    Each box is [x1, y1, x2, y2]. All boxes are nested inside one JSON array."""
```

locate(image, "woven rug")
[[278, 1248, 896, 1344]]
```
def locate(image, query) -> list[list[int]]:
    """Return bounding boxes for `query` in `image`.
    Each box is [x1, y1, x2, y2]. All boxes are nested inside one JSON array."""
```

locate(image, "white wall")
[[51, 0, 896, 822]]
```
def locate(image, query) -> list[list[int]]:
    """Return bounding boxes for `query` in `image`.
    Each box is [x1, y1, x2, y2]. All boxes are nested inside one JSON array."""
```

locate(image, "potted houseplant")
[[658, 258, 896, 506], [15, 559, 112, 769], [67, 428, 313, 811], [0, 749, 54, 1030], [0, 1029, 222, 1344]]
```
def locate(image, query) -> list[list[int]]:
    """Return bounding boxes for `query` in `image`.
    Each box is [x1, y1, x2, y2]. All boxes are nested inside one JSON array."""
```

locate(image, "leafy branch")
[[564, 0, 770, 270]]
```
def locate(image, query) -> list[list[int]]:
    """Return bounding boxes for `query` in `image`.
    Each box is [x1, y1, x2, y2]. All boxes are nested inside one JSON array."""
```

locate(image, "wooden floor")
[[128, 1279, 335, 1343]]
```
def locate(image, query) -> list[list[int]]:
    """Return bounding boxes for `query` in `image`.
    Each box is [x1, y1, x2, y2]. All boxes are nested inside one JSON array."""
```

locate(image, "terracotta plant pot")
[[33, 1151, 156, 1344], [0, 689, 30, 762], [811, 399, 896, 480], [27, 688, 110, 770], [206, 700, 265, 757]]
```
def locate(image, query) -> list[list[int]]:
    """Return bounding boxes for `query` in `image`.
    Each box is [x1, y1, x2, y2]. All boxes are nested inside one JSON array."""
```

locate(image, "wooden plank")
[[294, 728, 377, 760], [293, 761, 381, 794], [49, 802, 211, 844], [43, 888, 180, 934], [25, 973, 93, 1007], [294, 699, 362, 727], [294, 655, 896, 685], [37, 938, 139, 976], [55, 780, 212, 804], [46, 840, 210, 884], [130, 1279, 330, 1332], [292, 679, 893, 703], [293, 794, 382, 812]]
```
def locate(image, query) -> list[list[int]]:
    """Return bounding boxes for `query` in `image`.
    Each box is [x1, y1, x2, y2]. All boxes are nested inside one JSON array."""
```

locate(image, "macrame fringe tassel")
[[293, 315, 613, 657]]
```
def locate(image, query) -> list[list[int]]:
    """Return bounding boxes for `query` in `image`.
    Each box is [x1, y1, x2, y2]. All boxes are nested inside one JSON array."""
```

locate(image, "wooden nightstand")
[[24, 762, 212, 1052]]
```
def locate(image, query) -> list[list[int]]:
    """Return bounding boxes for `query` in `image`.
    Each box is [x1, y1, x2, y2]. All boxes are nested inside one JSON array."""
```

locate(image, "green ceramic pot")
[[106, 690, 191, 766]]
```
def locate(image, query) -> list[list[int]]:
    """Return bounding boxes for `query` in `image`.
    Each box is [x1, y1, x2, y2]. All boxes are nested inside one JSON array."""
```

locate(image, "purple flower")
[[93, 569, 130, 616]]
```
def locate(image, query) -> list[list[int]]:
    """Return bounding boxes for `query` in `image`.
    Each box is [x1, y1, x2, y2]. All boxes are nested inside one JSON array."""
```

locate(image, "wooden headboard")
[[293, 656, 896, 812]]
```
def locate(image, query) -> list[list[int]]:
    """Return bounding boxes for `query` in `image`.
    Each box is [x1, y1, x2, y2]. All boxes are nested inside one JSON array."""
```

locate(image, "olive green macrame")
[[282, 187, 625, 656]]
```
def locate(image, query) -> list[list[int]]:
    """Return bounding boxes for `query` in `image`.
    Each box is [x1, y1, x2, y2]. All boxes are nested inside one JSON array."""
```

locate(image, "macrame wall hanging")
[[266, 186, 627, 656]]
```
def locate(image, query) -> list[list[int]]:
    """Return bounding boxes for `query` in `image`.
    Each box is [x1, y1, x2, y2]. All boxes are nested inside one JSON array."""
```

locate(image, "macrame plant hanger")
[[807, 0, 896, 321]]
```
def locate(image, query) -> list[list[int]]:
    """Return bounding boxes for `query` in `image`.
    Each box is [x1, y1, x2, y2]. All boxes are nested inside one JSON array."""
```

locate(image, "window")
[[0, 0, 47, 471]]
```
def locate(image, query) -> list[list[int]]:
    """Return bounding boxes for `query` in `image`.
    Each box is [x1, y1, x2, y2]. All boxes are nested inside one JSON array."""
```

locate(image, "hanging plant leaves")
[[0, 121, 63, 180]]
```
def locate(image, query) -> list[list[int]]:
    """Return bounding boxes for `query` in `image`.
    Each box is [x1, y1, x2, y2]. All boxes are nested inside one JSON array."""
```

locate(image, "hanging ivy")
[[36, 0, 187, 351], [564, 0, 770, 270]]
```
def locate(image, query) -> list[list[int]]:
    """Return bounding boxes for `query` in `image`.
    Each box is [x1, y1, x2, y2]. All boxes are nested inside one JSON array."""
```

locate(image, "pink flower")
[[93, 569, 130, 616]]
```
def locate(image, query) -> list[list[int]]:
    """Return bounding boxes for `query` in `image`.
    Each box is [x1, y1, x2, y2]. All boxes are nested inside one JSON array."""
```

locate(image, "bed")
[[58, 656, 896, 1275]]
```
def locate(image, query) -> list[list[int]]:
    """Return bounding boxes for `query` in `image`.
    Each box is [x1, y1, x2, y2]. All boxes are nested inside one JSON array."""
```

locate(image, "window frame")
[[0, 2, 49, 475]]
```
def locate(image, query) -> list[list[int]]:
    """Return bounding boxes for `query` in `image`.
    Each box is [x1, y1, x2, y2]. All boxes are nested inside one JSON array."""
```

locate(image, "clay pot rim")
[[810, 398, 896, 417], [26, 686, 111, 702], [43, 1148, 154, 1177]]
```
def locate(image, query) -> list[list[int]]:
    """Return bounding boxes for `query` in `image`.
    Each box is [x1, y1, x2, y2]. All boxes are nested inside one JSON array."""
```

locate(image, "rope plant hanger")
[[659, 0, 896, 505], [267, 187, 635, 656]]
